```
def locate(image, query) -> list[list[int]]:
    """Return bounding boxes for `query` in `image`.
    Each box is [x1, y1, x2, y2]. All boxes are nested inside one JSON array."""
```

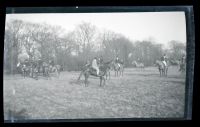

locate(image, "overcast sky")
[[6, 12, 186, 48]]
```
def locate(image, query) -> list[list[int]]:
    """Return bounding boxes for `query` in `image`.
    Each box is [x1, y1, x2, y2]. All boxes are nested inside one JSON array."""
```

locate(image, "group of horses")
[[78, 57, 186, 87], [17, 61, 62, 80], [154, 59, 186, 77], [16, 57, 185, 86], [77, 59, 124, 87]]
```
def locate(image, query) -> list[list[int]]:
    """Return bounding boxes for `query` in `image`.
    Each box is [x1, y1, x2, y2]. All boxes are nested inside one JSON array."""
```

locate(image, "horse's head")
[[154, 60, 161, 66]]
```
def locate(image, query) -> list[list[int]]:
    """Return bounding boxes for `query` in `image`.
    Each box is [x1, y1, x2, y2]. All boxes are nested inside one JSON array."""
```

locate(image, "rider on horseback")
[[92, 57, 100, 76], [115, 55, 121, 67], [161, 54, 167, 67]]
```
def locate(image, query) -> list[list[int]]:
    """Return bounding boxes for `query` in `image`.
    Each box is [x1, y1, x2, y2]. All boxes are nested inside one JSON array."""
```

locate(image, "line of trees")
[[4, 19, 186, 74]]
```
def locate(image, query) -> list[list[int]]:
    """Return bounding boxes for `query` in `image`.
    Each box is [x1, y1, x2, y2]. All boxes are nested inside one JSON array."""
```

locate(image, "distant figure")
[[98, 56, 104, 65], [161, 54, 167, 67], [179, 54, 186, 72], [115, 56, 123, 67], [115, 56, 119, 63], [92, 57, 100, 76], [181, 54, 186, 64], [49, 60, 54, 66], [137, 58, 141, 63]]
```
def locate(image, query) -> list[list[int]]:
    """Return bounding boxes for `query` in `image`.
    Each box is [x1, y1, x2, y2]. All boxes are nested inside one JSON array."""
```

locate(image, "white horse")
[[155, 60, 169, 77], [132, 61, 144, 69], [112, 61, 124, 77]]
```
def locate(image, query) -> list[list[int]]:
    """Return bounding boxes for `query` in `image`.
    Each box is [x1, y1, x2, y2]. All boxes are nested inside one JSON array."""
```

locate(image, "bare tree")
[[5, 20, 24, 74], [168, 40, 186, 60], [75, 22, 97, 60]]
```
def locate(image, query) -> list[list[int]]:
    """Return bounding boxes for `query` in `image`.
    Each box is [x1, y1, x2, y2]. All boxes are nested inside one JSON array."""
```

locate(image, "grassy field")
[[3, 66, 186, 120]]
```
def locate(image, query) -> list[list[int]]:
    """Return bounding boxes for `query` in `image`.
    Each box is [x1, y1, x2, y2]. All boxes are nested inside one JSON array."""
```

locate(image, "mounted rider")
[[92, 57, 100, 76], [161, 54, 167, 67], [115, 55, 122, 67]]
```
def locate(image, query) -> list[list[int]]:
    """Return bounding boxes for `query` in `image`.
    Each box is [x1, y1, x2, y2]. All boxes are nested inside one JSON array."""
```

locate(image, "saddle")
[[89, 67, 103, 76]]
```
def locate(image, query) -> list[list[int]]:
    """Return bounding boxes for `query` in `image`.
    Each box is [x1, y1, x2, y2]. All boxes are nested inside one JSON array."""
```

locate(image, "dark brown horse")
[[103, 60, 113, 80], [82, 62, 111, 87]]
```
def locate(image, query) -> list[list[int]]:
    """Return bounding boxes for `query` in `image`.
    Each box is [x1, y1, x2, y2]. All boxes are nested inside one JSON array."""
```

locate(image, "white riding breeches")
[[92, 66, 99, 75], [117, 63, 121, 68], [162, 61, 167, 67]]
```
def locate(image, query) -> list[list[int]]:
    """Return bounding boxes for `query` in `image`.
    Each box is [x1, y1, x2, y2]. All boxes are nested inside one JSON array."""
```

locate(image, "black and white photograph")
[[3, 11, 188, 121]]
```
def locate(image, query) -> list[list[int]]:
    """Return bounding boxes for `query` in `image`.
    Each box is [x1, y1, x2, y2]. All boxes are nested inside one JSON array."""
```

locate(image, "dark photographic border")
[[2, 6, 195, 123]]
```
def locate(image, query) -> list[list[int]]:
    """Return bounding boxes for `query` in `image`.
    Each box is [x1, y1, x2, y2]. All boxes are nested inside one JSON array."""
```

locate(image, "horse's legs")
[[100, 76, 102, 87], [159, 69, 161, 77], [35, 72, 38, 80], [84, 74, 88, 87], [103, 77, 106, 86], [23, 71, 25, 78], [162, 67, 164, 76]]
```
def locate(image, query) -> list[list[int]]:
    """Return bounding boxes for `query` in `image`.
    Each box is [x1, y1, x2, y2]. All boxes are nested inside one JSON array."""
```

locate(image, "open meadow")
[[3, 66, 186, 120]]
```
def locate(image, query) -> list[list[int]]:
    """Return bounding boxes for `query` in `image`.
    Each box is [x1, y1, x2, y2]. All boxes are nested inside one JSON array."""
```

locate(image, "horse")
[[132, 61, 144, 69], [49, 64, 60, 77], [112, 60, 124, 77], [100, 60, 113, 80], [21, 64, 30, 78], [27, 62, 40, 80], [54, 64, 62, 76], [17, 62, 30, 78], [155, 60, 168, 77], [43, 65, 50, 79], [82, 62, 111, 87]]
